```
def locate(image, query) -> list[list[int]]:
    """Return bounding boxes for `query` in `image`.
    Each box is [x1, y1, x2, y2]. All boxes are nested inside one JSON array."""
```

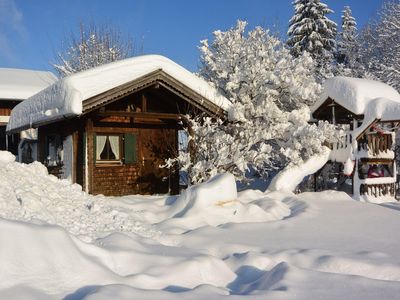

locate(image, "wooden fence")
[[358, 133, 392, 155], [360, 183, 395, 197]]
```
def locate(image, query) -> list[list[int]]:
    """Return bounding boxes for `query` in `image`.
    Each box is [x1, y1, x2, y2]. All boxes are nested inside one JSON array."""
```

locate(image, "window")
[[45, 134, 62, 166], [94, 133, 137, 165], [95, 134, 121, 163]]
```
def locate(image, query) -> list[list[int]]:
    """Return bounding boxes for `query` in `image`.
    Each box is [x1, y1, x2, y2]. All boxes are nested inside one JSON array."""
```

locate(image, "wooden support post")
[[367, 135, 371, 152], [141, 93, 147, 112], [72, 131, 78, 183], [86, 118, 93, 194]]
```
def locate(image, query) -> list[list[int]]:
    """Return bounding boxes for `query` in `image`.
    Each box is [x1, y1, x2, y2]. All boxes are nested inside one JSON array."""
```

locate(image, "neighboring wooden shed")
[[0, 68, 57, 155], [311, 76, 400, 200], [7, 55, 231, 196]]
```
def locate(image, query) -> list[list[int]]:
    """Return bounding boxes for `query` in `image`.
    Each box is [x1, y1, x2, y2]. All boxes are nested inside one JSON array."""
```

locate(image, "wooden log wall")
[[93, 164, 141, 196], [88, 115, 179, 196]]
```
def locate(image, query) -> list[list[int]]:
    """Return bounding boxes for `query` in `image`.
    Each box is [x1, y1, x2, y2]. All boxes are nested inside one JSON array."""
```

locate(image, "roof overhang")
[[82, 69, 227, 119], [312, 97, 363, 124]]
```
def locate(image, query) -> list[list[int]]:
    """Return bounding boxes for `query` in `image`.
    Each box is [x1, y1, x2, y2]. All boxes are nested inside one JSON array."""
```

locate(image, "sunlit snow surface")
[[1, 151, 400, 299]]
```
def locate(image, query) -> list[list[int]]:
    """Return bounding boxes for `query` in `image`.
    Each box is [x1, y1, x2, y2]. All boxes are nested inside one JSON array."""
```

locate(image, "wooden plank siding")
[[89, 117, 179, 196], [360, 183, 395, 197], [0, 100, 21, 117], [32, 71, 228, 196], [0, 107, 12, 116]]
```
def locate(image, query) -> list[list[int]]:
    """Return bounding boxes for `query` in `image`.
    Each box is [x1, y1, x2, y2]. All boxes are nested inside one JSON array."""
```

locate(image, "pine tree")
[[337, 6, 357, 65], [360, 1, 400, 91], [336, 6, 365, 77], [287, 0, 337, 76]]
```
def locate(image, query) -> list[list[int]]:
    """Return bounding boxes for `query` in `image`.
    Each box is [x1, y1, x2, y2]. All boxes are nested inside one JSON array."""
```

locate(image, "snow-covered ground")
[[1, 151, 400, 299]]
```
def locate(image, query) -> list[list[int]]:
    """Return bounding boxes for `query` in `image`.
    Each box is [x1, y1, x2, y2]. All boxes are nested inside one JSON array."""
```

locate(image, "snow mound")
[[173, 173, 238, 216], [269, 147, 331, 192], [0, 151, 15, 165], [158, 173, 290, 233], [0, 218, 237, 298], [0, 218, 122, 296], [0, 151, 159, 241], [312, 76, 400, 115]]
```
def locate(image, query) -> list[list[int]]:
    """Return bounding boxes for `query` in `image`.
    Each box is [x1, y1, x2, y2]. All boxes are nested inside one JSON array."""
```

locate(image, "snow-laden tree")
[[336, 6, 357, 65], [335, 6, 365, 77], [53, 22, 136, 77], [165, 21, 341, 183], [360, 1, 400, 91], [287, 0, 337, 78]]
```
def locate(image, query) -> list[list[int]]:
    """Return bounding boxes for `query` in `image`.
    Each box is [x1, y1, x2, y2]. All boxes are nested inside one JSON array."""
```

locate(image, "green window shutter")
[[124, 133, 137, 164], [93, 133, 97, 163]]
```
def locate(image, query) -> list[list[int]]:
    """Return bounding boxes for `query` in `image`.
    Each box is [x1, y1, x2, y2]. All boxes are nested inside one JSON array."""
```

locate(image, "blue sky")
[[0, 0, 384, 73]]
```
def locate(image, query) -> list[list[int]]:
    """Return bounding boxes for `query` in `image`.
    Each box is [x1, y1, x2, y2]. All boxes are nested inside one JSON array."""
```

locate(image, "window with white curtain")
[[96, 134, 121, 162]]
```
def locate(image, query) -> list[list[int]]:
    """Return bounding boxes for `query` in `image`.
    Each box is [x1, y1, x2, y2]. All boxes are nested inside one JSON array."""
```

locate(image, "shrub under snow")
[[166, 21, 340, 184]]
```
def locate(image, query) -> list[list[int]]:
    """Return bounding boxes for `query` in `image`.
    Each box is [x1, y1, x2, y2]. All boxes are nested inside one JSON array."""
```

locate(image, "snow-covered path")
[[1, 152, 400, 299]]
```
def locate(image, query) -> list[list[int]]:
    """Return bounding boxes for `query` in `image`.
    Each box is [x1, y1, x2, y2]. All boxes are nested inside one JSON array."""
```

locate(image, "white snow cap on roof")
[[7, 55, 232, 132], [0, 68, 57, 101], [312, 76, 400, 115]]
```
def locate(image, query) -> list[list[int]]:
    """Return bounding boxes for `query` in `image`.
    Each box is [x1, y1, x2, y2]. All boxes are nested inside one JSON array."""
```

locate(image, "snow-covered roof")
[[312, 77, 400, 115], [0, 68, 57, 101], [7, 55, 232, 133]]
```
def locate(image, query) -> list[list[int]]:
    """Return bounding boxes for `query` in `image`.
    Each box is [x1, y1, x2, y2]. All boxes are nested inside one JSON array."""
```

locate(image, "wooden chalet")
[[0, 68, 57, 156], [0, 100, 18, 153], [7, 55, 231, 196], [312, 77, 400, 200]]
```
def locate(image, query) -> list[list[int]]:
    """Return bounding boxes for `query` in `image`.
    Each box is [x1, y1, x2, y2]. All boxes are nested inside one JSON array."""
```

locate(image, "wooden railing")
[[358, 133, 393, 155], [360, 183, 395, 197], [329, 134, 352, 150]]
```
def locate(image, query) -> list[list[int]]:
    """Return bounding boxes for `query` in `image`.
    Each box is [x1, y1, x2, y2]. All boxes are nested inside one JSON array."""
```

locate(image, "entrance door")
[[139, 127, 178, 194], [0, 126, 19, 155]]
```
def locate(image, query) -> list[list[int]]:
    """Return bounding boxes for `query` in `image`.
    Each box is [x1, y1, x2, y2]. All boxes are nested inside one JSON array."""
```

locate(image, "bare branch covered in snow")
[[52, 22, 139, 77]]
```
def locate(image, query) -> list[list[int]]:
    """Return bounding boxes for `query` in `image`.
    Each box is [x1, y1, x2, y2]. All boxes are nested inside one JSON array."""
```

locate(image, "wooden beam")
[[141, 93, 147, 112], [356, 119, 380, 141], [360, 157, 394, 164], [81, 69, 227, 119], [72, 131, 78, 184], [96, 111, 183, 120]]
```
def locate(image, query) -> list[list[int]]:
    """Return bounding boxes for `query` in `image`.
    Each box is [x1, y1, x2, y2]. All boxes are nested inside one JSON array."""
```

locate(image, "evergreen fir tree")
[[335, 6, 365, 77], [337, 6, 357, 65], [360, 1, 400, 90], [287, 0, 337, 76]]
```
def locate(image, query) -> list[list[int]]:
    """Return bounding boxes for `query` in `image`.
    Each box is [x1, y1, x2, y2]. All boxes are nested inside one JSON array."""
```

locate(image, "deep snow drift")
[[1, 151, 400, 299]]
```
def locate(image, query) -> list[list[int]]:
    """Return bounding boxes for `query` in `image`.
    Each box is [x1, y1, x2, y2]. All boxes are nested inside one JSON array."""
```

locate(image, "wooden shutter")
[[124, 133, 137, 164]]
